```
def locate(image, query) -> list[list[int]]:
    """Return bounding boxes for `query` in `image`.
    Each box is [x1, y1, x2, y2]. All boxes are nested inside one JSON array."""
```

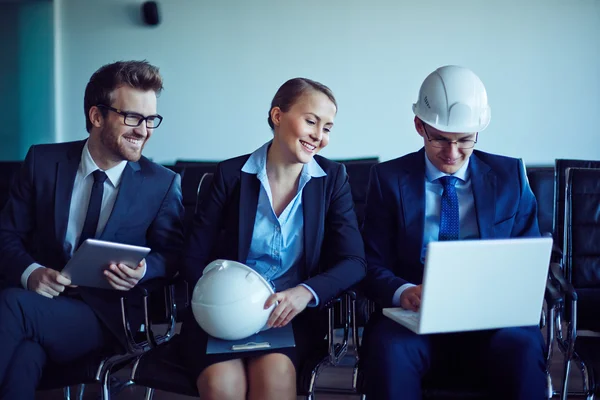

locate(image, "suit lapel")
[[55, 141, 85, 256], [238, 172, 259, 262], [302, 176, 324, 273], [400, 151, 426, 263], [470, 153, 496, 239], [99, 161, 142, 240]]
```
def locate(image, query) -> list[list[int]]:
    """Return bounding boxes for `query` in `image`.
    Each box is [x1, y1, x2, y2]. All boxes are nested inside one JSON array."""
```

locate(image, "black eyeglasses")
[[96, 104, 163, 129], [423, 124, 477, 149]]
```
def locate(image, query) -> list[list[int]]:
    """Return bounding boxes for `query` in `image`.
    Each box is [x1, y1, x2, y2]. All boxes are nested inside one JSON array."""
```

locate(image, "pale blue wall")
[[51, 0, 600, 164], [0, 1, 54, 161], [18, 1, 55, 156], [0, 4, 22, 160]]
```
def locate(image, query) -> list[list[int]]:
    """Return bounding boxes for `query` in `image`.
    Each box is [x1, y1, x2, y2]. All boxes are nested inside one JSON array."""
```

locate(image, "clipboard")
[[206, 323, 295, 355]]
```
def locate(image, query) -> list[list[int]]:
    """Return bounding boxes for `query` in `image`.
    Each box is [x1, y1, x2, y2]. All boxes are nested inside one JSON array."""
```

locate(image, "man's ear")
[[270, 107, 282, 128], [89, 106, 104, 129], [414, 116, 425, 138]]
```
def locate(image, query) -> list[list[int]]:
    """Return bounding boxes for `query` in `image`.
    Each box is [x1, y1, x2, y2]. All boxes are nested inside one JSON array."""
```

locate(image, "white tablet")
[[61, 239, 151, 289]]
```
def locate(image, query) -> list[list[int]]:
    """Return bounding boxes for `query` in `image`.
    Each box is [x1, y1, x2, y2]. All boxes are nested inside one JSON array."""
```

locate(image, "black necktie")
[[438, 176, 459, 241], [77, 170, 108, 249]]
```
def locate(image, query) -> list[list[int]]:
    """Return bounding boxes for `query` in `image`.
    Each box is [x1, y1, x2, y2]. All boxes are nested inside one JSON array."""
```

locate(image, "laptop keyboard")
[[395, 309, 420, 323]]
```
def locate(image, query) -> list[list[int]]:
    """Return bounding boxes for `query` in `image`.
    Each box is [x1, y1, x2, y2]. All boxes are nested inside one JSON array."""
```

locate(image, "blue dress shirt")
[[241, 141, 326, 305], [393, 153, 480, 306]]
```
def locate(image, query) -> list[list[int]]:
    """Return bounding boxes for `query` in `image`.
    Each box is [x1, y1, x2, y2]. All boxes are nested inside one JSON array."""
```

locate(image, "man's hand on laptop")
[[400, 285, 422, 312], [28, 267, 72, 299], [104, 259, 146, 291]]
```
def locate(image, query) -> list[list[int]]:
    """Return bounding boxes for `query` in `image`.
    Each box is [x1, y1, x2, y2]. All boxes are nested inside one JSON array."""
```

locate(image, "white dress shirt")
[[21, 141, 127, 288]]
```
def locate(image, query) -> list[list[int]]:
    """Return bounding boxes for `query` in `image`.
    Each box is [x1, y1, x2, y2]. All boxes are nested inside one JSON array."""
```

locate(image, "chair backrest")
[[330, 158, 379, 328], [334, 157, 379, 227], [555, 159, 600, 250], [163, 164, 185, 177], [195, 172, 214, 214], [0, 161, 22, 284], [564, 167, 600, 289], [178, 165, 218, 232], [151, 172, 215, 324], [174, 160, 220, 168], [526, 166, 554, 235]]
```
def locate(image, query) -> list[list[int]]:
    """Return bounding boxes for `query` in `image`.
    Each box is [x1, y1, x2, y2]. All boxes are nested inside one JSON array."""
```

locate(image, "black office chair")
[[548, 167, 600, 400], [174, 160, 220, 168], [554, 159, 600, 251], [334, 157, 379, 228], [527, 165, 555, 236], [130, 172, 353, 399], [130, 295, 349, 399], [351, 281, 562, 400], [36, 279, 178, 399], [175, 164, 218, 234], [332, 158, 379, 336]]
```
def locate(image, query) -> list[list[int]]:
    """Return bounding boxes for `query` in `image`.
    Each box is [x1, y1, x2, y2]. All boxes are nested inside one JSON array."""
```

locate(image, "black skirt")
[[177, 307, 328, 380]]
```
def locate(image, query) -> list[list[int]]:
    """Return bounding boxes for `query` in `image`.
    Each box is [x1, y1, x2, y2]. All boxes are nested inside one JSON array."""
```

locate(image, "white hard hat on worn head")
[[412, 65, 491, 133]]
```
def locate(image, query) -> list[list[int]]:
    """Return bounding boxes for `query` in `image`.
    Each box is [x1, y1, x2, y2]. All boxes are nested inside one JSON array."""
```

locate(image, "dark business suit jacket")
[[181, 153, 366, 308], [0, 140, 185, 343], [362, 148, 540, 307]]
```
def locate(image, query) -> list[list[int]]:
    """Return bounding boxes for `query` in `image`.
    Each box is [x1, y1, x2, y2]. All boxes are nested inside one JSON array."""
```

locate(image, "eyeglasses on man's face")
[[423, 125, 478, 149], [96, 104, 163, 129]]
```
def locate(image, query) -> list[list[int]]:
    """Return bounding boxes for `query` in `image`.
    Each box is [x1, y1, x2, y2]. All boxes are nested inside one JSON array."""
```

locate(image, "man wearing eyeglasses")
[[361, 66, 546, 399], [0, 60, 184, 398]]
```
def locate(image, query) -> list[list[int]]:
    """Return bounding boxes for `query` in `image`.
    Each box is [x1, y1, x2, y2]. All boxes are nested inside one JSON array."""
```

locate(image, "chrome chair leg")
[[63, 386, 71, 400], [101, 368, 111, 400], [561, 358, 571, 400], [576, 356, 592, 399], [77, 384, 85, 400], [546, 373, 553, 399], [144, 387, 155, 400]]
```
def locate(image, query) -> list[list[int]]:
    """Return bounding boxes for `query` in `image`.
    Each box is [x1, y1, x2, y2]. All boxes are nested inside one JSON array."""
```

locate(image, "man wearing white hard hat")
[[360, 66, 546, 399]]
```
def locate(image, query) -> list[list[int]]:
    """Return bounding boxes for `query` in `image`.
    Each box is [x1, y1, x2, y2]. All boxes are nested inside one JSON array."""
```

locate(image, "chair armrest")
[[551, 242, 563, 264], [548, 260, 580, 359], [119, 277, 180, 353], [545, 278, 564, 308], [323, 292, 356, 366], [344, 289, 357, 301], [548, 262, 578, 302], [323, 295, 343, 309], [127, 277, 173, 298]]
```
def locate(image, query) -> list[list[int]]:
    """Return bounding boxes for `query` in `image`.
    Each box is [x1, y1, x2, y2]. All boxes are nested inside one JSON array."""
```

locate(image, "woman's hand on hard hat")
[[264, 285, 314, 328]]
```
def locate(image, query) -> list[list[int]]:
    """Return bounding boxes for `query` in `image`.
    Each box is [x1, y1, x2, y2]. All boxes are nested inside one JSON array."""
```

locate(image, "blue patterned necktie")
[[438, 176, 459, 241]]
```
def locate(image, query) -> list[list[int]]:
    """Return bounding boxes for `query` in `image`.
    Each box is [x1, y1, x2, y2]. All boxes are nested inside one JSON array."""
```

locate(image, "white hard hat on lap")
[[413, 65, 491, 133], [191, 259, 275, 340]]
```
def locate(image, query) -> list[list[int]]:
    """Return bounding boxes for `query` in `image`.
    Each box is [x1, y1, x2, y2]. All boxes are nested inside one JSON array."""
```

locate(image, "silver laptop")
[[383, 237, 553, 335]]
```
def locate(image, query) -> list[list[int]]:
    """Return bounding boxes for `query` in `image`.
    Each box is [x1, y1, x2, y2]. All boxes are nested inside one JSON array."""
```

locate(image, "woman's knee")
[[197, 359, 246, 400], [248, 353, 296, 393]]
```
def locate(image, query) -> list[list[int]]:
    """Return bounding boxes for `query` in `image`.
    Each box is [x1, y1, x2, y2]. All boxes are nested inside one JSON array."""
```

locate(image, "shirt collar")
[[80, 140, 128, 187], [424, 152, 470, 183], [241, 140, 327, 179]]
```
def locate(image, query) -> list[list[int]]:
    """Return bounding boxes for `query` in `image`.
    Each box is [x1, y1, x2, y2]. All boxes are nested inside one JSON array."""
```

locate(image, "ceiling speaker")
[[142, 1, 160, 26]]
